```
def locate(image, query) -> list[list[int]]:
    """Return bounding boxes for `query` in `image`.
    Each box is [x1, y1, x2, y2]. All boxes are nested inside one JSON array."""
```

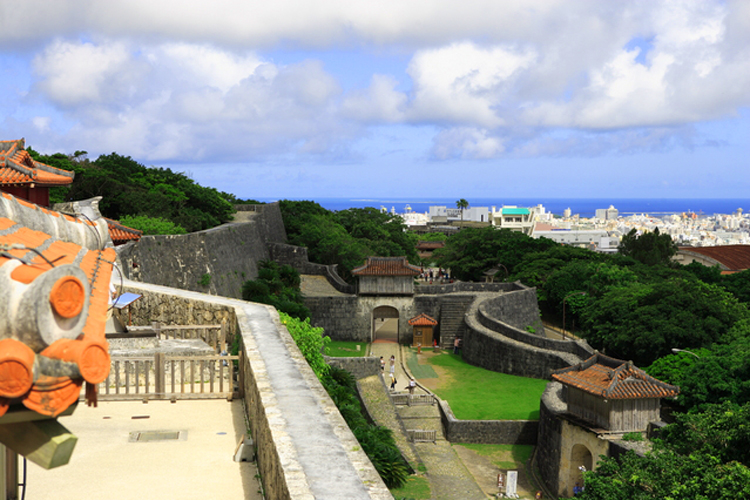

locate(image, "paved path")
[[26, 400, 262, 500], [364, 342, 486, 500]]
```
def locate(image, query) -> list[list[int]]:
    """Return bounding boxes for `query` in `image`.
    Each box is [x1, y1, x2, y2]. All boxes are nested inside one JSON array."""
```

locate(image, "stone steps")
[[438, 297, 475, 349]]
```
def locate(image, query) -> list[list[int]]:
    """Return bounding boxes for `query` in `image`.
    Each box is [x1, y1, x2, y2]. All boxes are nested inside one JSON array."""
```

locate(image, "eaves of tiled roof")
[[0, 214, 114, 417], [551, 352, 679, 400], [677, 245, 750, 272], [105, 217, 143, 244], [408, 313, 438, 326], [351, 256, 421, 276], [416, 241, 445, 250], [0, 139, 74, 187]]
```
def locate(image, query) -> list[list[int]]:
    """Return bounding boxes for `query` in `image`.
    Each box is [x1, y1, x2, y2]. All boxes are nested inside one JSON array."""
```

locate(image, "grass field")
[[425, 352, 548, 420], [389, 475, 431, 500], [324, 340, 368, 357]]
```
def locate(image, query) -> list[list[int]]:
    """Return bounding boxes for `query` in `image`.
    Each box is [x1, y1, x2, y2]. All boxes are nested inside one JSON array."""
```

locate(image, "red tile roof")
[[0, 139, 74, 187], [408, 313, 437, 326], [351, 256, 421, 276], [105, 218, 143, 244], [552, 353, 679, 400], [678, 245, 750, 272], [416, 241, 445, 251], [0, 197, 113, 417]]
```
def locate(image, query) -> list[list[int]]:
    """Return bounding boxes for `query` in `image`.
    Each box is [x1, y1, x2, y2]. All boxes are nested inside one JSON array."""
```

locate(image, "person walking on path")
[[380, 356, 385, 372], [389, 355, 395, 375], [389, 373, 397, 391], [407, 379, 416, 394]]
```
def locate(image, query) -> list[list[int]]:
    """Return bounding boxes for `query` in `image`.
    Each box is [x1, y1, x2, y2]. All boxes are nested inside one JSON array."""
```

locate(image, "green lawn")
[[324, 340, 368, 357], [425, 352, 548, 420], [389, 475, 431, 500]]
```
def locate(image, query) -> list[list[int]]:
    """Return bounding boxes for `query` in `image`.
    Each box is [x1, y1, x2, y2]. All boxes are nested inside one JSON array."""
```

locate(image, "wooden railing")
[[390, 393, 436, 406], [407, 429, 437, 443], [97, 352, 243, 401]]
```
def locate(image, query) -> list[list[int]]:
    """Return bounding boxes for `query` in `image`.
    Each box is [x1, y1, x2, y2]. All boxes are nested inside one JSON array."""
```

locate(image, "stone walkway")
[[365, 342, 486, 500]]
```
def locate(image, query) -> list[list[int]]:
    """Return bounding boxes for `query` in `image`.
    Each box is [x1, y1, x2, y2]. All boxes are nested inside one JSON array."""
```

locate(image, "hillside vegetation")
[[29, 149, 236, 233]]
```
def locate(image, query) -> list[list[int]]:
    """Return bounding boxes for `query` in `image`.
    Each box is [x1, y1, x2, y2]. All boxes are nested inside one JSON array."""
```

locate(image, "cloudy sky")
[[1, 0, 749, 200]]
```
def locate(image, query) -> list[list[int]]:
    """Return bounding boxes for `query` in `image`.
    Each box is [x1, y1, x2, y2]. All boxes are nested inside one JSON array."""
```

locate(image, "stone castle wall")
[[117, 203, 287, 299], [437, 399, 538, 445], [463, 288, 591, 379]]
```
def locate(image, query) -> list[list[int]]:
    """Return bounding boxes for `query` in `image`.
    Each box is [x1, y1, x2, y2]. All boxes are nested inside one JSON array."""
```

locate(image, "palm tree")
[[456, 199, 469, 228]]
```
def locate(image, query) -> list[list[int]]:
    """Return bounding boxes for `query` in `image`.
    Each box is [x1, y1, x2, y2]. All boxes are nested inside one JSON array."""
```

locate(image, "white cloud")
[[407, 42, 536, 128], [341, 75, 406, 123], [431, 127, 504, 160], [7, 0, 750, 162]]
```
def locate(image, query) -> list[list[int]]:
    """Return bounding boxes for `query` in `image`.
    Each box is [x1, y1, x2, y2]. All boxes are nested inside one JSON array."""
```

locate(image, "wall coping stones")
[[120, 279, 391, 500]]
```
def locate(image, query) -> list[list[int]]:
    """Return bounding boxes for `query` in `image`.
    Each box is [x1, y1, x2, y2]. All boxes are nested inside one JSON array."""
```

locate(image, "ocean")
[[257, 197, 750, 218]]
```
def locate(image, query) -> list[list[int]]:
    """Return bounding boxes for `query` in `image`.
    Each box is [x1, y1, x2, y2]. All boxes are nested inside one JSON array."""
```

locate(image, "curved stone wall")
[[462, 288, 591, 379]]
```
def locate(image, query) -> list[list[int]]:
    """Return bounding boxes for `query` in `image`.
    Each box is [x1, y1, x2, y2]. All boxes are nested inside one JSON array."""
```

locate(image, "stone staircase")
[[438, 296, 476, 350]]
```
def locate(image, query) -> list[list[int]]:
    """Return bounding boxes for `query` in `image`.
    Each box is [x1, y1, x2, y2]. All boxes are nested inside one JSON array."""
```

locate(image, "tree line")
[[29, 148, 238, 234]]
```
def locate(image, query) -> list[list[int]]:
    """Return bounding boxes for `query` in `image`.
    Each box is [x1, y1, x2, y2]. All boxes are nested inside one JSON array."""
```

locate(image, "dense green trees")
[[242, 261, 309, 319], [28, 148, 234, 233], [433, 226, 557, 281], [618, 227, 678, 266], [279, 200, 417, 282]]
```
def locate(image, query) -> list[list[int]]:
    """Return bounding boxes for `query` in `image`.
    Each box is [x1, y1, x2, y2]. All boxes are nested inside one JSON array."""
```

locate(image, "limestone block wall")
[[477, 294, 593, 360], [269, 242, 355, 294], [119, 280, 392, 500], [437, 399, 538, 445], [117, 203, 287, 299], [537, 382, 609, 498], [463, 291, 589, 379], [325, 356, 381, 380], [415, 282, 518, 295], [306, 295, 422, 343]]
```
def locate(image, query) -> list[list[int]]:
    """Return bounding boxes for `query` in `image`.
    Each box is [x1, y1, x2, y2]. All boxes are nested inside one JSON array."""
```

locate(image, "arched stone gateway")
[[372, 306, 399, 342], [569, 444, 593, 495]]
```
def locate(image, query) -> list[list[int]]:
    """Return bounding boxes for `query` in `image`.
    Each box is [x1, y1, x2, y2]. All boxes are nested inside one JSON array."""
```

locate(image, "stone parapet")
[[117, 202, 287, 299], [326, 356, 381, 379], [415, 281, 521, 295], [463, 291, 589, 379], [120, 279, 392, 500], [437, 398, 538, 445]]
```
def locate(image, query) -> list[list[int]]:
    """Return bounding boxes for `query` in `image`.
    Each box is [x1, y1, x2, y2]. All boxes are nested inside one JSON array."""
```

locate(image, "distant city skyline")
[[1, 1, 748, 200]]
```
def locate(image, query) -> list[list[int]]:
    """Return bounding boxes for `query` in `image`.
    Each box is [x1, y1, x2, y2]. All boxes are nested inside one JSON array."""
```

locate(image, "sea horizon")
[[254, 197, 749, 218]]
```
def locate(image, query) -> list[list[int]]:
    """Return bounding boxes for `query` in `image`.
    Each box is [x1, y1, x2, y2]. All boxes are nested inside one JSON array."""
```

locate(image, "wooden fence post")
[[155, 353, 165, 398]]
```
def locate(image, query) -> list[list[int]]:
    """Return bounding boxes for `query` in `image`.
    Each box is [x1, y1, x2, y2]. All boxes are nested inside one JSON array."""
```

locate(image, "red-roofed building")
[[408, 313, 438, 347], [416, 240, 445, 260], [105, 217, 143, 245], [0, 139, 74, 207], [551, 352, 679, 432], [351, 256, 421, 295], [674, 245, 750, 274]]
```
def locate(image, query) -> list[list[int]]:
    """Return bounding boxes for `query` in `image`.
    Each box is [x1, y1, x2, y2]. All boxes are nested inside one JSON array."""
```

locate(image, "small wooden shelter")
[[551, 353, 679, 432], [408, 313, 438, 347]]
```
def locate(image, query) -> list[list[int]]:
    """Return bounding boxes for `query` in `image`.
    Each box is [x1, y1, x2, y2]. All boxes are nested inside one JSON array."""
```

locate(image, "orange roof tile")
[[0, 139, 74, 187], [551, 353, 679, 400], [351, 256, 421, 276], [408, 313, 438, 326], [105, 218, 143, 244], [678, 245, 750, 272], [416, 241, 445, 251], [0, 213, 113, 416]]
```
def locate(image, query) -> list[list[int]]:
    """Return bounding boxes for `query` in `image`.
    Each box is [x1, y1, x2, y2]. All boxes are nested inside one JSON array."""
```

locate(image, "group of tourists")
[[380, 355, 416, 393], [419, 267, 451, 284]]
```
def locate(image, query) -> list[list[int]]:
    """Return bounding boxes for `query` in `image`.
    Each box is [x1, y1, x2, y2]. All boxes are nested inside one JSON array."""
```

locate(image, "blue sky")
[[0, 1, 748, 200]]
